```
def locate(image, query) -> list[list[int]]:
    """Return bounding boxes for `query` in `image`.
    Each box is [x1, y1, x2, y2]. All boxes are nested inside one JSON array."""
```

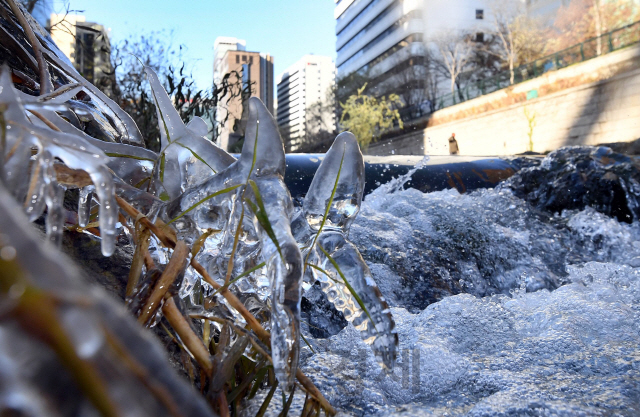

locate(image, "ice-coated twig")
[[6, 0, 53, 94], [113, 191, 335, 414], [0, 67, 118, 255], [138, 241, 189, 325]]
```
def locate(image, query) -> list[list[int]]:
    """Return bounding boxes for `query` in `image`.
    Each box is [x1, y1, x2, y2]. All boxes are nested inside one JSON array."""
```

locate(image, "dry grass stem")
[[138, 241, 189, 325], [162, 297, 213, 375], [126, 225, 151, 297]]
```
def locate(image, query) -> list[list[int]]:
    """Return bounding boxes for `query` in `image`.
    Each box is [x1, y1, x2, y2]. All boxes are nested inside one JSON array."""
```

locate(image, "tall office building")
[[49, 14, 113, 87], [335, 0, 494, 105], [212, 37, 274, 151], [276, 55, 336, 152]]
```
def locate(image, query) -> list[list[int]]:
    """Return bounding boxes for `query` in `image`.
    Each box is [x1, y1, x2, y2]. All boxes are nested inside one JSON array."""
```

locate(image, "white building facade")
[[276, 55, 336, 152], [335, 0, 495, 105]]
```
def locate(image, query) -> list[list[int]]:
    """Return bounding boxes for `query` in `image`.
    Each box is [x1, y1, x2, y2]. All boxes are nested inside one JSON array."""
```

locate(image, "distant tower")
[[212, 37, 274, 151], [49, 14, 113, 87], [276, 55, 336, 152], [213, 37, 246, 85]]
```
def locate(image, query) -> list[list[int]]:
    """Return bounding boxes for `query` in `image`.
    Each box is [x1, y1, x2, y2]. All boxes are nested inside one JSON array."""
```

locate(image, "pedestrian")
[[448, 133, 459, 155]]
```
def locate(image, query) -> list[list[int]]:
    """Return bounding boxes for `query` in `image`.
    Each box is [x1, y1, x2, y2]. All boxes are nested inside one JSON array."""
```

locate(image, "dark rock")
[[301, 281, 348, 338], [601, 137, 640, 155], [501, 146, 640, 223]]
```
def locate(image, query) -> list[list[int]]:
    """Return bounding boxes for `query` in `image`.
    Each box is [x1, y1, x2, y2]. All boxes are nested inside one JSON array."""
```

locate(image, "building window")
[[242, 55, 247, 62], [236, 55, 239, 64], [475, 32, 484, 42], [249, 56, 253, 64], [476, 9, 484, 19]]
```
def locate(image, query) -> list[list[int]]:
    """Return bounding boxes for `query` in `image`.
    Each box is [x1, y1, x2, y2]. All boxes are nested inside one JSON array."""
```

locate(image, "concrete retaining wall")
[[367, 44, 640, 156]]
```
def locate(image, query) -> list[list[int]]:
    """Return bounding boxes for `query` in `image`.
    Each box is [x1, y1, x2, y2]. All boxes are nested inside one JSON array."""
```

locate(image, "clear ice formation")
[[0, 68, 118, 256], [144, 66, 235, 199], [292, 133, 398, 371], [0, 180, 216, 417], [0, 36, 397, 393]]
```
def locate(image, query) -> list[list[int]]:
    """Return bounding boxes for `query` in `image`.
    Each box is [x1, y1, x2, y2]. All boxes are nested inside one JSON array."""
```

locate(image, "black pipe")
[[281, 154, 523, 200]]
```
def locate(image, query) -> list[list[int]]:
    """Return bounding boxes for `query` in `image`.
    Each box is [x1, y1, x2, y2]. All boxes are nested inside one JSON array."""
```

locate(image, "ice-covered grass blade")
[[318, 245, 376, 327], [280, 386, 295, 417], [306, 263, 346, 286], [246, 179, 283, 259], [159, 152, 166, 183], [105, 152, 155, 161], [248, 366, 271, 400], [256, 381, 278, 417], [167, 184, 242, 225], [175, 142, 217, 174], [305, 145, 345, 268]]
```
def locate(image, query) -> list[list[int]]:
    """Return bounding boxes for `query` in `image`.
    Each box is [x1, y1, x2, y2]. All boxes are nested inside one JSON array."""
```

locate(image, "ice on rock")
[[295, 133, 398, 372]]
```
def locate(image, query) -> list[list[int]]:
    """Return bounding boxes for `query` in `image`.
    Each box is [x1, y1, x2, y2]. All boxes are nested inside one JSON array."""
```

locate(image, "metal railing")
[[400, 19, 640, 121]]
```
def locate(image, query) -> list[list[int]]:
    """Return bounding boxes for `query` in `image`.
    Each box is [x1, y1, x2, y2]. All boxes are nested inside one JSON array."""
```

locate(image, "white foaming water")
[[293, 186, 640, 416]]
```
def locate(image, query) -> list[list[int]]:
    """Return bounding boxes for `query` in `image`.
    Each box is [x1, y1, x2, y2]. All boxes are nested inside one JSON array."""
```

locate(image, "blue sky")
[[65, 0, 337, 90]]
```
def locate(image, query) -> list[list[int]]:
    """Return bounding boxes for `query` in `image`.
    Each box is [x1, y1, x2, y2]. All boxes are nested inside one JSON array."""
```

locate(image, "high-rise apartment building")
[[213, 37, 246, 84], [49, 14, 112, 87], [335, 0, 494, 105], [276, 55, 336, 152], [212, 37, 274, 151]]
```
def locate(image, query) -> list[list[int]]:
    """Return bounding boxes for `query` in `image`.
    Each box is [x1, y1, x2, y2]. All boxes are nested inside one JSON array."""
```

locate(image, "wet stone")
[[502, 146, 640, 223]]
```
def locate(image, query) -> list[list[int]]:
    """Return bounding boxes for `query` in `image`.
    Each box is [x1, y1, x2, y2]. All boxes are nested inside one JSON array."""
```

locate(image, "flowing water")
[[286, 148, 640, 416]]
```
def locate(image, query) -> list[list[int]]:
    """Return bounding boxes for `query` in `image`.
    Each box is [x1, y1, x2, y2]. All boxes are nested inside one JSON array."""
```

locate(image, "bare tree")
[[432, 30, 473, 95], [487, 0, 548, 84], [593, 0, 604, 55], [550, 0, 640, 56], [105, 32, 250, 151]]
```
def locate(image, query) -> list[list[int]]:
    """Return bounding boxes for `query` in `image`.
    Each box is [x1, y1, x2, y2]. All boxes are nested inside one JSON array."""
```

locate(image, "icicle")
[[25, 152, 46, 222], [78, 186, 94, 228], [40, 150, 64, 247], [0, 67, 119, 256]]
